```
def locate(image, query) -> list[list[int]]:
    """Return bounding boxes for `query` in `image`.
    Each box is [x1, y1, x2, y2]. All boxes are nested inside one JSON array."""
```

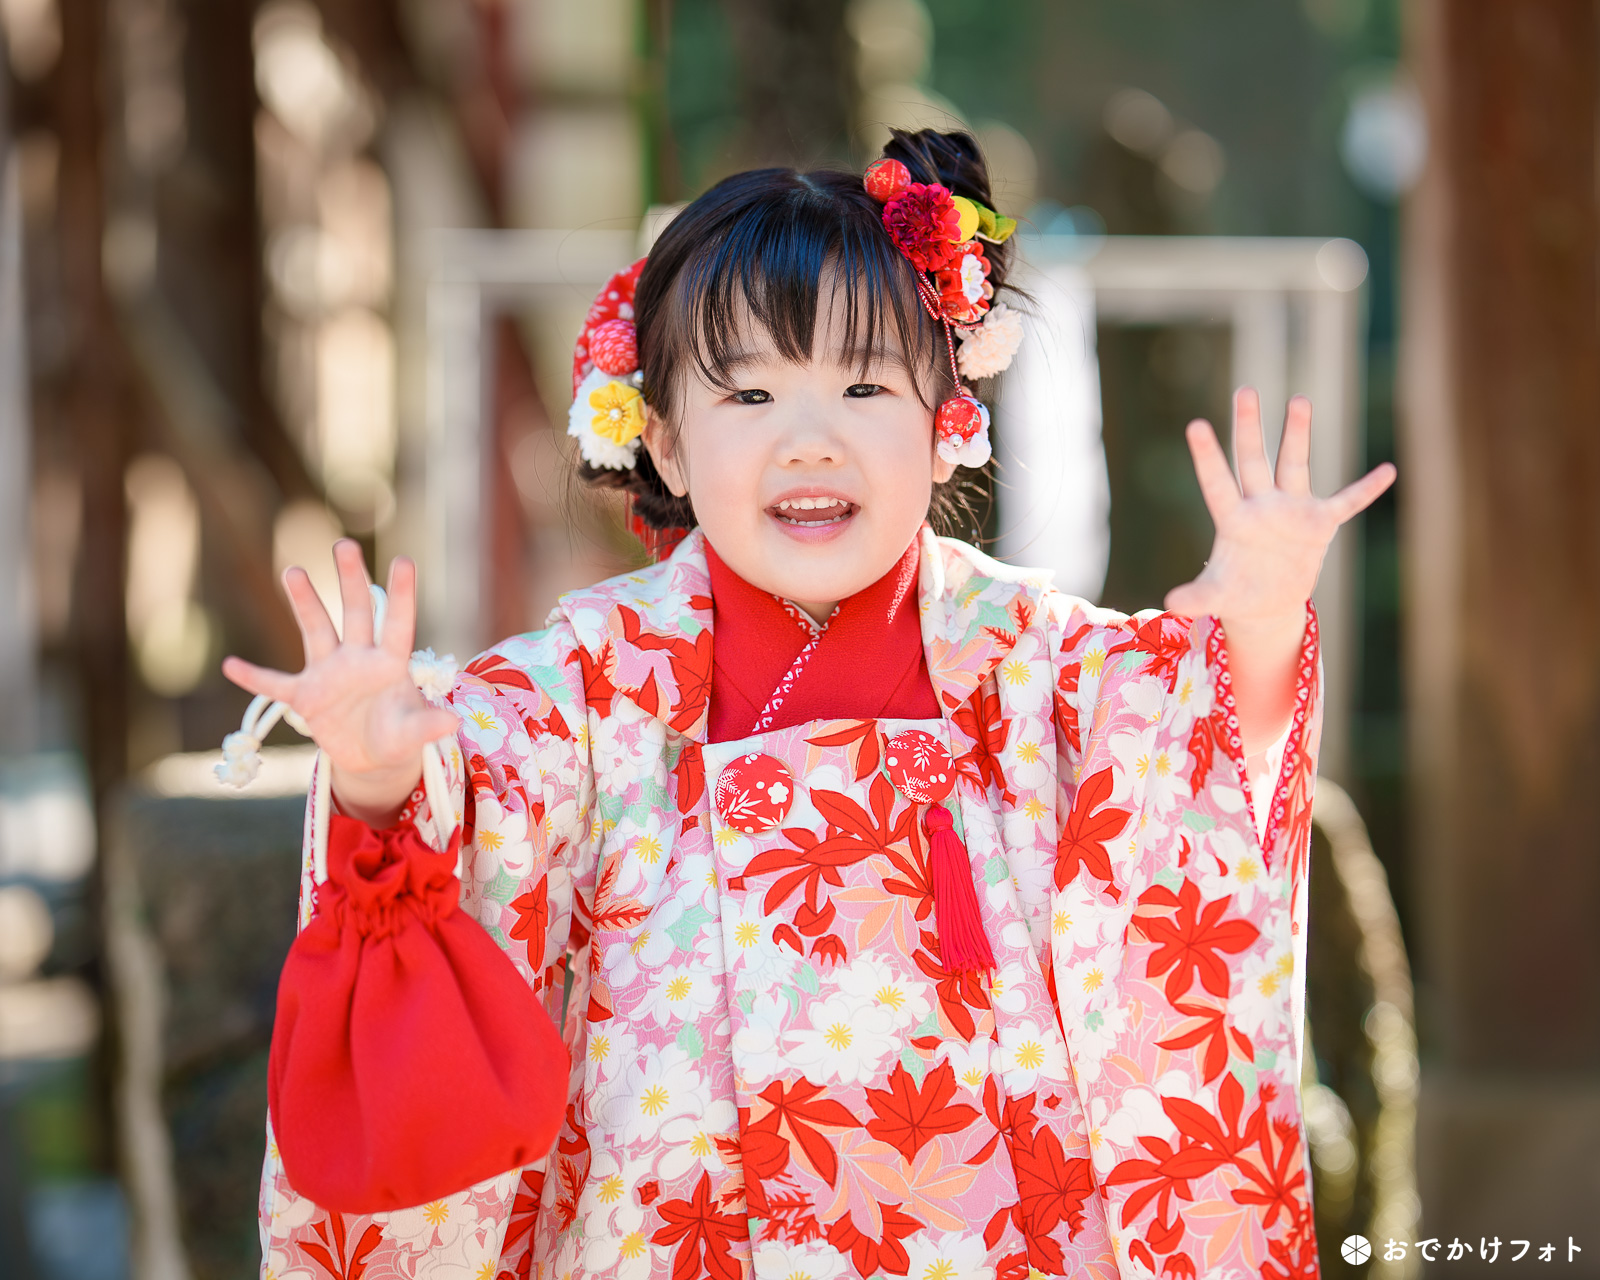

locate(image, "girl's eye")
[[731, 388, 772, 405], [845, 383, 883, 398]]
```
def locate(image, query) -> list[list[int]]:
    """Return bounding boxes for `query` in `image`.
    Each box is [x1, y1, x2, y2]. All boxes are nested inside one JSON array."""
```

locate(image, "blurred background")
[[0, 0, 1595, 1276]]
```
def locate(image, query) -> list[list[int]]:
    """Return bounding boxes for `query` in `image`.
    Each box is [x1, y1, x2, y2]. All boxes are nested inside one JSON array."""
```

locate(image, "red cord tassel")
[[925, 803, 994, 974]]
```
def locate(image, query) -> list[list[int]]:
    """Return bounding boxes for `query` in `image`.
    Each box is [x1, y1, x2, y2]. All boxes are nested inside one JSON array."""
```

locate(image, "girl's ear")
[[932, 444, 957, 485], [642, 407, 688, 497]]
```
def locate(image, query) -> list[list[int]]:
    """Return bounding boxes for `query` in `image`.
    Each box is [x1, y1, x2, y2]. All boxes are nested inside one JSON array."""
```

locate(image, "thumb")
[[414, 706, 460, 744], [1164, 579, 1226, 619], [393, 704, 459, 754]]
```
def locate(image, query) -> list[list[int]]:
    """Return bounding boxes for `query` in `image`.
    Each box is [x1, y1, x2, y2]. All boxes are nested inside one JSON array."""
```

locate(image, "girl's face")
[[643, 290, 956, 622]]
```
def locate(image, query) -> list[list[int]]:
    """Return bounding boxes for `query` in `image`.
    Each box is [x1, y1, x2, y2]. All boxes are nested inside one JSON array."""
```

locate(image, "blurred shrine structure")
[[0, 1, 1595, 1277]]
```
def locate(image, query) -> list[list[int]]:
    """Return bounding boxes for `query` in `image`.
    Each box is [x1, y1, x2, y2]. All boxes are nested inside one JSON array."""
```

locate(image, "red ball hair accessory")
[[589, 317, 638, 376], [571, 257, 646, 396], [935, 394, 992, 468], [864, 157, 912, 203]]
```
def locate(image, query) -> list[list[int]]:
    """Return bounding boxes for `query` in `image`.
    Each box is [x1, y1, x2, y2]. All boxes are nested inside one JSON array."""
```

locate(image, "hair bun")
[[880, 127, 1011, 292], [881, 129, 993, 211]]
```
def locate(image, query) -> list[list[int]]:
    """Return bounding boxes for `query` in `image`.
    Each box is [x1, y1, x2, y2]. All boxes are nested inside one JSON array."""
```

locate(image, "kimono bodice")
[[259, 527, 1327, 1280]]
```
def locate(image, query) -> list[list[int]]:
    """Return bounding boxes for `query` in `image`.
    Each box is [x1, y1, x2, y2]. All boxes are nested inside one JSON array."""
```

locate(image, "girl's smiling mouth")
[[767, 493, 858, 539]]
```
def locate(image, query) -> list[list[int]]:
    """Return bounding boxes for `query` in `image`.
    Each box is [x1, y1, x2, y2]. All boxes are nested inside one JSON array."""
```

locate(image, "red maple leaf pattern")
[[617, 605, 714, 733], [649, 1171, 746, 1280], [1107, 614, 1193, 692], [300, 1213, 382, 1280], [1136, 877, 1261, 1003], [826, 1203, 923, 1276], [743, 1078, 861, 1188], [805, 718, 882, 781], [1055, 766, 1130, 900], [864, 1061, 980, 1162], [951, 683, 1016, 803]]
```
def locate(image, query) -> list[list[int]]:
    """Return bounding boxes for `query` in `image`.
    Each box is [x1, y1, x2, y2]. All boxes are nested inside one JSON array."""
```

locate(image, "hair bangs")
[[646, 171, 946, 422]]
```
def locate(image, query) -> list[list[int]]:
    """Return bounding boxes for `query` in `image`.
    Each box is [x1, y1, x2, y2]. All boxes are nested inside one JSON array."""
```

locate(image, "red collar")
[[705, 540, 940, 741]]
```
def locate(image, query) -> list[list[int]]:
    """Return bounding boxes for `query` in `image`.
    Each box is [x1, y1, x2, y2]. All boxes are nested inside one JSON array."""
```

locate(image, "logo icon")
[[1342, 1235, 1373, 1265]]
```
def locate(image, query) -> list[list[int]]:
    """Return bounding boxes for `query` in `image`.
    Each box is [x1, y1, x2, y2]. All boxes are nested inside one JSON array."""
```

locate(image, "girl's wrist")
[[1216, 602, 1308, 647], [329, 760, 422, 829]]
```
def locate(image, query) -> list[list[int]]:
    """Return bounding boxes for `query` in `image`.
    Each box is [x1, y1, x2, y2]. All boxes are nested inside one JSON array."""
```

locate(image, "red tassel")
[[925, 803, 994, 974], [626, 496, 689, 564]]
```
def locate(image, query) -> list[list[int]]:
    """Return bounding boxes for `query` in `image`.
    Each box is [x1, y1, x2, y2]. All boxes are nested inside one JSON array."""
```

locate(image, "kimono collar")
[[558, 525, 1046, 741], [703, 538, 938, 741]]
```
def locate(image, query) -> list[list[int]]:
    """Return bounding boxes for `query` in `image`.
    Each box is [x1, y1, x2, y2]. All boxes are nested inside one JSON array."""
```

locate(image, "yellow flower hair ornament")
[[570, 369, 646, 469], [568, 257, 649, 470]]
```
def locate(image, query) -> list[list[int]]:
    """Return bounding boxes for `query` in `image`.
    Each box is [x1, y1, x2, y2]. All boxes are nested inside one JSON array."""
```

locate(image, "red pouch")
[[267, 814, 568, 1213]]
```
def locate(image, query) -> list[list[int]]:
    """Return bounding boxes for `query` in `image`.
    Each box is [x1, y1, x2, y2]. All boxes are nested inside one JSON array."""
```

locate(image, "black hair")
[[579, 127, 1013, 536]]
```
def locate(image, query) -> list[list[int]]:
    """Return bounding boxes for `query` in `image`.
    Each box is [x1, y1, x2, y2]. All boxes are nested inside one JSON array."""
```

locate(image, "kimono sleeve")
[[1044, 596, 1325, 1279], [258, 620, 601, 1279]]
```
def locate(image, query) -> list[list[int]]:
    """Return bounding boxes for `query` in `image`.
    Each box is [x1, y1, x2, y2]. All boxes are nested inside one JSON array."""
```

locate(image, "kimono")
[[258, 524, 1324, 1280]]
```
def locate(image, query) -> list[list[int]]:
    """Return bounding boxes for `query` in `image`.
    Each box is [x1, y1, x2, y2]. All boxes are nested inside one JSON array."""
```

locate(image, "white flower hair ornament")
[[862, 156, 1021, 471], [567, 257, 649, 471], [956, 302, 1024, 380]]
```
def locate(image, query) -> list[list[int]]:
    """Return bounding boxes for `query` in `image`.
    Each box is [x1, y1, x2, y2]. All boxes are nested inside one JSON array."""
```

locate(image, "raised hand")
[[1165, 388, 1395, 753], [1165, 388, 1395, 624], [222, 540, 457, 824]]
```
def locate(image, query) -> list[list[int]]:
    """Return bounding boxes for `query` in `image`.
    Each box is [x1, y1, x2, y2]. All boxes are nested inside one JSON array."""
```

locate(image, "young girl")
[[231, 129, 1393, 1280]]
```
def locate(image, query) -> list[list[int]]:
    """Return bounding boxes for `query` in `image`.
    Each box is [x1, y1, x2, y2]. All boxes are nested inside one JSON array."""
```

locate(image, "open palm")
[[1164, 388, 1396, 623], [222, 541, 456, 812]]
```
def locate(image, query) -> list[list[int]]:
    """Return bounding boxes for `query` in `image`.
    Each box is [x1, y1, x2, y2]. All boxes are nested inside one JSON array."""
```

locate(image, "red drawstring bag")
[[267, 809, 569, 1213]]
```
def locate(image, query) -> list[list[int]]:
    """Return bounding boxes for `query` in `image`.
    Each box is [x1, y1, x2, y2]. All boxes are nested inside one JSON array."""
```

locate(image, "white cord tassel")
[[409, 649, 458, 703], [217, 582, 459, 831]]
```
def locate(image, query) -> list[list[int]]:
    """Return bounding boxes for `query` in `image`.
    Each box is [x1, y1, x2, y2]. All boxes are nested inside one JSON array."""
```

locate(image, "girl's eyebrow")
[[717, 348, 765, 372], [836, 344, 913, 373]]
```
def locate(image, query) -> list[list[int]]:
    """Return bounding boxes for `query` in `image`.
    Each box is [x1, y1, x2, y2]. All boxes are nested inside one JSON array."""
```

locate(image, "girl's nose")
[[774, 397, 847, 466]]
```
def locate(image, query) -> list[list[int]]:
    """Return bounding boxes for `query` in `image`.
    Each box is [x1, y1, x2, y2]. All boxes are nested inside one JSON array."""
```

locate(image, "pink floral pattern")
[[259, 525, 1323, 1280]]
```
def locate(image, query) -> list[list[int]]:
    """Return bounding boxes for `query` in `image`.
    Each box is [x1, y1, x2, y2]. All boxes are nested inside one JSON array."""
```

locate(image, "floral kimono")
[[259, 525, 1323, 1280]]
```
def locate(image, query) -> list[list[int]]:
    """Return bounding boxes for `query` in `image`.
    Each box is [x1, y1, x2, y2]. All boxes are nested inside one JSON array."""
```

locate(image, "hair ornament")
[[568, 257, 649, 470], [864, 159, 1018, 470], [935, 394, 992, 468], [956, 302, 1024, 380]]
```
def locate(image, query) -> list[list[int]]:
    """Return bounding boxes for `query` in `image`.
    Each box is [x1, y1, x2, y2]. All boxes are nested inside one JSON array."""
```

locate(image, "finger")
[[283, 566, 339, 664], [335, 539, 374, 647], [1274, 395, 1313, 495], [222, 655, 299, 704], [1233, 386, 1274, 496], [1327, 461, 1397, 522], [382, 556, 419, 658], [407, 705, 460, 744], [1165, 578, 1226, 618], [1185, 419, 1243, 524]]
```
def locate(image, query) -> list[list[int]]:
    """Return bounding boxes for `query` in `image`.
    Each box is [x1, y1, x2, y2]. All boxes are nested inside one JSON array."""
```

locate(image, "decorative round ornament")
[[571, 258, 646, 395], [885, 730, 956, 804], [589, 318, 639, 376], [935, 393, 992, 469], [713, 754, 796, 833], [864, 157, 912, 203]]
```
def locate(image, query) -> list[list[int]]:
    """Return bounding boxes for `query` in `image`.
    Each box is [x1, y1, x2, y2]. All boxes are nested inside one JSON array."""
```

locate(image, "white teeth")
[[776, 496, 846, 511]]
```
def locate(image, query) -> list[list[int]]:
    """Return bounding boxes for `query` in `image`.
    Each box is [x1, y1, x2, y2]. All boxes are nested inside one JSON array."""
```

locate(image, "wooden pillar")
[[57, 0, 129, 801], [1401, 0, 1600, 1233], [168, 0, 315, 503], [723, 0, 857, 167]]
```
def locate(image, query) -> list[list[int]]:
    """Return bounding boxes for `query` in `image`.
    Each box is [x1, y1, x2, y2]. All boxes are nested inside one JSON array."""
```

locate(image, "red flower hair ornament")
[[863, 155, 1023, 470]]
